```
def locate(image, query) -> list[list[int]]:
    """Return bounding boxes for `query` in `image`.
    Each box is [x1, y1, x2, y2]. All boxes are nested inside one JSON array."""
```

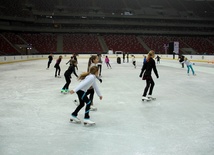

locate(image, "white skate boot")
[[90, 105, 97, 111], [142, 96, 151, 101], [83, 119, 95, 126], [147, 95, 156, 100], [70, 115, 81, 124]]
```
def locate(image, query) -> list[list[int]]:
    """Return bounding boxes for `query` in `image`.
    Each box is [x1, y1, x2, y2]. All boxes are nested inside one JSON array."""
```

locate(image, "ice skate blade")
[[148, 97, 156, 100], [84, 122, 96, 126], [142, 99, 151, 102], [70, 119, 81, 124]]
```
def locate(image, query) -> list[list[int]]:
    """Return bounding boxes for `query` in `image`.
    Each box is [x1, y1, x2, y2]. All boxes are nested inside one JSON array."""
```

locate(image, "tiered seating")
[[63, 34, 102, 53], [179, 37, 214, 54], [141, 36, 169, 54], [3, 33, 25, 45], [0, 35, 20, 55], [103, 34, 146, 53], [20, 33, 57, 53]]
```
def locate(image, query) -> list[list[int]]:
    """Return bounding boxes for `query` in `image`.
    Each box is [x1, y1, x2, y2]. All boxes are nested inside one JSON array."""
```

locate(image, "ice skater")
[[131, 55, 136, 68], [139, 50, 159, 101], [155, 55, 161, 64], [179, 55, 185, 68], [86, 55, 102, 111], [61, 60, 78, 93], [105, 56, 112, 69], [66, 53, 78, 70], [54, 55, 62, 78], [181, 57, 196, 76], [97, 54, 102, 77], [70, 66, 103, 125], [47, 53, 53, 69]]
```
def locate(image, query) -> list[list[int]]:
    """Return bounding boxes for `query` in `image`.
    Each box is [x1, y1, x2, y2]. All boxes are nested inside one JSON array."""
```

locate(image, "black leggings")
[[47, 61, 52, 68], [55, 65, 61, 76], [143, 78, 155, 97], [97, 64, 102, 76], [86, 88, 94, 105], [62, 75, 71, 89], [72, 90, 92, 119]]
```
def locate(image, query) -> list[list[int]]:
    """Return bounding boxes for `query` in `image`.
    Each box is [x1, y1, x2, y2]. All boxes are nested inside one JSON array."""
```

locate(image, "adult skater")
[[139, 50, 159, 101], [126, 52, 129, 63], [61, 60, 78, 93], [47, 53, 53, 69], [70, 66, 103, 125], [97, 54, 102, 77], [54, 55, 62, 78], [105, 55, 112, 69], [123, 52, 125, 63], [181, 57, 196, 76]]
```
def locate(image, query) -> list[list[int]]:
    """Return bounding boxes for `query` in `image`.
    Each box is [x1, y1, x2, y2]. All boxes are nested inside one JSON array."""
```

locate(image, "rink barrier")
[[0, 54, 214, 64]]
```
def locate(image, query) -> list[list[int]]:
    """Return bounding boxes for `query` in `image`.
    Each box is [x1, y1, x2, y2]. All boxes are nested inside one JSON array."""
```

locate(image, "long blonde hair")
[[146, 50, 155, 62], [79, 66, 99, 80]]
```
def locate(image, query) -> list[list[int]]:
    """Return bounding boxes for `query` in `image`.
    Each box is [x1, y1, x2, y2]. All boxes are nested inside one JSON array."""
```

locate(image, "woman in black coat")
[[139, 50, 159, 100]]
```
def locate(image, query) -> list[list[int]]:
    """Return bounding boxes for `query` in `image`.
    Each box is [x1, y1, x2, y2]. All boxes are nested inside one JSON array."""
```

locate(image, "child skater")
[[105, 55, 112, 69], [47, 53, 53, 69], [139, 50, 159, 101], [54, 55, 62, 78], [66, 53, 78, 70], [97, 54, 102, 77], [70, 66, 103, 125], [61, 60, 78, 93], [86, 55, 102, 111], [181, 57, 196, 76], [131, 55, 136, 68]]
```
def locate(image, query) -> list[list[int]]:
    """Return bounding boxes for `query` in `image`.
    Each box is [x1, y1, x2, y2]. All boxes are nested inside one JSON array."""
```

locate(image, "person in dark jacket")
[[179, 55, 185, 68], [61, 60, 78, 93], [47, 53, 53, 69], [139, 50, 159, 100], [54, 55, 62, 77]]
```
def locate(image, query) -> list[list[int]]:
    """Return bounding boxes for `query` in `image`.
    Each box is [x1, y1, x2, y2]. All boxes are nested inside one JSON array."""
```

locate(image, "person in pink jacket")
[[105, 56, 112, 69]]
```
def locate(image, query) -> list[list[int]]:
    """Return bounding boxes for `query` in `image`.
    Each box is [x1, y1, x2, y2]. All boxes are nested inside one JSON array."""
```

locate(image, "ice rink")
[[0, 56, 214, 155]]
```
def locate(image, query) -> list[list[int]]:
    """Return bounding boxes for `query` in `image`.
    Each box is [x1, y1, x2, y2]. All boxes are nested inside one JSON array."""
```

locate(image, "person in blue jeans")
[[181, 57, 196, 76]]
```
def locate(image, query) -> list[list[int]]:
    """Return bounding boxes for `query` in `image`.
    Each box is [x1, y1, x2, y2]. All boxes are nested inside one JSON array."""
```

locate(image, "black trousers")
[[47, 61, 52, 68], [62, 75, 71, 89], [143, 78, 155, 97], [97, 64, 102, 76], [55, 64, 61, 76], [72, 90, 92, 119], [86, 88, 94, 104]]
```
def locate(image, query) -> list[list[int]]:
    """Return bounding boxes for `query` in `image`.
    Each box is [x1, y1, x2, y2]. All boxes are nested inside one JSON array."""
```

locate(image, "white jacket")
[[73, 74, 101, 97]]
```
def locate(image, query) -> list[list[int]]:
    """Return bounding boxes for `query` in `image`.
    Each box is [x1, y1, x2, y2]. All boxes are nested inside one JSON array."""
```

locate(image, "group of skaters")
[[46, 51, 196, 125], [46, 53, 106, 125]]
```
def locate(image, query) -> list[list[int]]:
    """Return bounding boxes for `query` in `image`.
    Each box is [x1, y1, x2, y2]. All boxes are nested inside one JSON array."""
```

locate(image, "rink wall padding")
[[0, 54, 214, 64]]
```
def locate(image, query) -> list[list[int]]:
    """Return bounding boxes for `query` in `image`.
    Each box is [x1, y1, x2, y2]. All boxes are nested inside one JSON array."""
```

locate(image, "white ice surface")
[[0, 58, 214, 155]]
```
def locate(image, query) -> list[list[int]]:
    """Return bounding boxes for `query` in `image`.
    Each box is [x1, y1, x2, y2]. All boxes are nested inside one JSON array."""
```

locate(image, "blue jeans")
[[187, 65, 195, 74]]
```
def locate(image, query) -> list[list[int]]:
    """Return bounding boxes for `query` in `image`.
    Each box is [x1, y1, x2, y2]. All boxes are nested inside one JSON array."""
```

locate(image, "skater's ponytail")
[[78, 66, 99, 80], [147, 50, 155, 62]]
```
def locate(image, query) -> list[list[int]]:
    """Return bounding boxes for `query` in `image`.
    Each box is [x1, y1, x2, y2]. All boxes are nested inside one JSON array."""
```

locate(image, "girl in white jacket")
[[181, 57, 196, 76], [70, 66, 103, 124]]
